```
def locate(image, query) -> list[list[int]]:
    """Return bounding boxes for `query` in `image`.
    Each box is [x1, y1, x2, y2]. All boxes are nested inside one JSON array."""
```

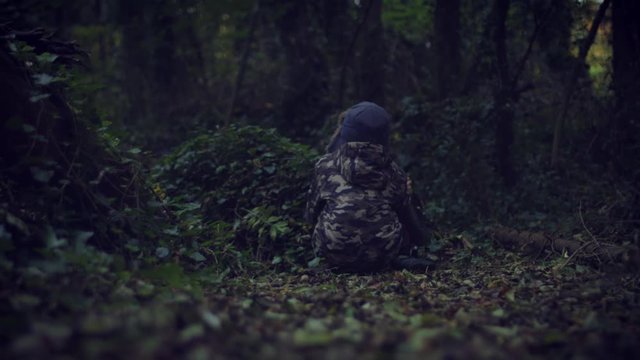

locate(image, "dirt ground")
[[8, 242, 639, 360]]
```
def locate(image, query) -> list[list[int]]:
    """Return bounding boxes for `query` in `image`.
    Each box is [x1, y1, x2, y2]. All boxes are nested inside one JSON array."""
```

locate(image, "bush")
[[0, 31, 172, 273], [394, 97, 639, 247], [154, 125, 318, 263]]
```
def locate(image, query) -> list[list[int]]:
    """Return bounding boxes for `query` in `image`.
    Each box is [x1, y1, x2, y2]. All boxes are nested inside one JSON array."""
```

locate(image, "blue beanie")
[[333, 102, 391, 150]]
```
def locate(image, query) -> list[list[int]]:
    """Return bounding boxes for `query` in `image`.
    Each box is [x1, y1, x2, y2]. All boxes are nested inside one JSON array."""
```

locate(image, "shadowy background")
[[1, 0, 640, 358], [5, 0, 636, 227]]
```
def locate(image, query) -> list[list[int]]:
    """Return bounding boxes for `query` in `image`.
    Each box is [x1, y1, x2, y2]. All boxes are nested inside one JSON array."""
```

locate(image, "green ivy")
[[154, 125, 318, 264]]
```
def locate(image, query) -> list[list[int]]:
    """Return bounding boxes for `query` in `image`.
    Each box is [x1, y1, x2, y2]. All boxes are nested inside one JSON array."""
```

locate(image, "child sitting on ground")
[[305, 101, 432, 272]]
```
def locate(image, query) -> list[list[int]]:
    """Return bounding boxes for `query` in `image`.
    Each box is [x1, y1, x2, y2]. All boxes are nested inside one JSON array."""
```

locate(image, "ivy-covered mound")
[[154, 125, 318, 263]]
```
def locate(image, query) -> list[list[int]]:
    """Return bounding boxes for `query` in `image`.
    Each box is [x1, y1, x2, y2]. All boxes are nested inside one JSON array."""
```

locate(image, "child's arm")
[[402, 192, 433, 249], [391, 165, 431, 251], [304, 167, 324, 226]]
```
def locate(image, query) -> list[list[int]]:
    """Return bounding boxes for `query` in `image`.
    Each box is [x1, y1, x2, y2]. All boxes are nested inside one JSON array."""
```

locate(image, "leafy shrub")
[[154, 125, 318, 263], [0, 32, 172, 272], [0, 29, 192, 343]]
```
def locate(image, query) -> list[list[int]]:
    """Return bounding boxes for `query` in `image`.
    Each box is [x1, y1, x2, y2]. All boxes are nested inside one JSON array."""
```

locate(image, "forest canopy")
[[1, 0, 639, 358]]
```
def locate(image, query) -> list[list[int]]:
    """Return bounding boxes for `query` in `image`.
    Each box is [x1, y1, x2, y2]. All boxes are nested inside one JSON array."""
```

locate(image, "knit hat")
[[330, 102, 391, 151]]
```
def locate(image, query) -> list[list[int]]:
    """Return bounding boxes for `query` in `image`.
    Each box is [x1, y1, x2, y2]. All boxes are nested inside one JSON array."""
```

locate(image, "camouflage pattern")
[[305, 142, 411, 272]]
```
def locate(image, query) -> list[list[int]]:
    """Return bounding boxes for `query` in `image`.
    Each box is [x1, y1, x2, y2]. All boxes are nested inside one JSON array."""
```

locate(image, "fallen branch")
[[488, 225, 639, 268]]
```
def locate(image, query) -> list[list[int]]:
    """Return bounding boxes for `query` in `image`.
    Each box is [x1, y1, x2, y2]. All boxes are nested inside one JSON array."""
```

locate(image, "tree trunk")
[[612, 0, 640, 112], [492, 0, 516, 187], [611, 0, 640, 163], [357, 0, 385, 106], [535, 0, 573, 73], [274, 0, 330, 137], [434, 0, 461, 100], [551, 0, 611, 167], [119, 0, 150, 128], [150, 4, 182, 122], [337, 0, 368, 110], [225, 2, 260, 126], [611, 0, 640, 219]]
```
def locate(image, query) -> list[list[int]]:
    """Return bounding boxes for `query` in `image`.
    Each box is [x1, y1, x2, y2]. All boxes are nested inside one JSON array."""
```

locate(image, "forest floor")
[[9, 238, 640, 360]]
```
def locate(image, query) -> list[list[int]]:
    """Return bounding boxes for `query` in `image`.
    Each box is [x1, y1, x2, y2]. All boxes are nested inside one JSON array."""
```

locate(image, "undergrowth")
[[394, 97, 639, 248], [153, 125, 318, 267], [1, 25, 638, 360]]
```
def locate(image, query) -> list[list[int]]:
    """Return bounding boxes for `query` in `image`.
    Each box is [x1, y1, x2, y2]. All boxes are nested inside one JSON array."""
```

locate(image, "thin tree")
[[550, 0, 611, 167], [434, 0, 461, 99], [611, 0, 640, 164], [492, 0, 516, 187], [357, 0, 385, 106], [225, 1, 260, 127]]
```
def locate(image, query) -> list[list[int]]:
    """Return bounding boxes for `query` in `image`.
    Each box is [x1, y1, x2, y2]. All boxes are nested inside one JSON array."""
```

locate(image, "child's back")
[[305, 102, 412, 272]]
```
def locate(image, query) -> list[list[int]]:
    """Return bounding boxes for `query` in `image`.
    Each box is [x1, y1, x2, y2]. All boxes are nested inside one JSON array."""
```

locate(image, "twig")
[[578, 200, 599, 244], [557, 239, 595, 270], [557, 201, 609, 269]]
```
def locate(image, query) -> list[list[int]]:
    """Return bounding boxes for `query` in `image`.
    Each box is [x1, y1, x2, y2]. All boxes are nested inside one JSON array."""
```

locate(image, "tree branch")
[[510, 4, 555, 90]]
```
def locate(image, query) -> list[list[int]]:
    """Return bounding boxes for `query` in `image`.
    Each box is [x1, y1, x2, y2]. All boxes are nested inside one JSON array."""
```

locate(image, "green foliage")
[[2, 2, 640, 358], [154, 125, 318, 263], [0, 34, 195, 347], [2, 37, 155, 256], [382, 0, 433, 43]]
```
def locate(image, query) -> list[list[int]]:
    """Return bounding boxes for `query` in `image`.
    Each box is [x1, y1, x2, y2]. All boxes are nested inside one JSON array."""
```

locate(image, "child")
[[305, 102, 432, 272]]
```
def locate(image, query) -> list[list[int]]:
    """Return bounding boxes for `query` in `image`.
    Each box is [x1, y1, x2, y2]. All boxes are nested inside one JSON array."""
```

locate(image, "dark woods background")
[[1, 0, 639, 258], [1, 0, 640, 357]]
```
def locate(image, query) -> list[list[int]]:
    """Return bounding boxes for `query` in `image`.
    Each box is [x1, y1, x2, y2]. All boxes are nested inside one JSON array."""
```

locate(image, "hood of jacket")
[[336, 142, 391, 190], [327, 102, 391, 153]]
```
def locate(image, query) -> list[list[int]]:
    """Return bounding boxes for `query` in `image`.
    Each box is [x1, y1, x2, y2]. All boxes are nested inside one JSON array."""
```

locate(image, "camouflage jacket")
[[304, 142, 411, 271]]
